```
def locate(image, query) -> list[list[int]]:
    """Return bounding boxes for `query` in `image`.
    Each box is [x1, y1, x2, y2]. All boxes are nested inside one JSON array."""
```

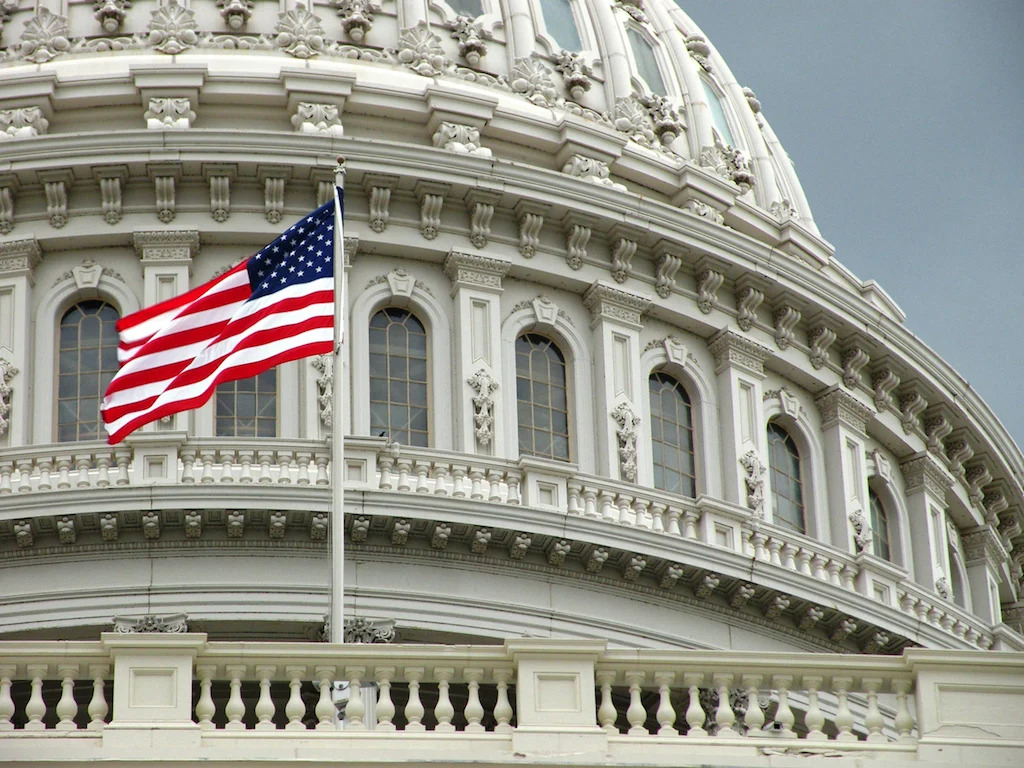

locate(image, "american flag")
[[102, 194, 341, 444]]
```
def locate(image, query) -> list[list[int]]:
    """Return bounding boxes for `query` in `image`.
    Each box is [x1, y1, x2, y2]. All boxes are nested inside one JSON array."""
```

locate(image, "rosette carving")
[[396, 21, 448, 77], [147, 0, 197, 55], [274, 3, 325, 59], [19, 8, 71, 63], [507, 57, 557, 107]]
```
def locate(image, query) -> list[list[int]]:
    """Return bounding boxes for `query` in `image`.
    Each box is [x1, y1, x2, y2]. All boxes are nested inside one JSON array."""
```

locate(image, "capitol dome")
[[1, 0, 1023, 763]]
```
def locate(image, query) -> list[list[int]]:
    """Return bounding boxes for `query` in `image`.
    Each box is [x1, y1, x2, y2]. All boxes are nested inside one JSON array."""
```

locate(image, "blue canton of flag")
[[248, 198, 337, 299]]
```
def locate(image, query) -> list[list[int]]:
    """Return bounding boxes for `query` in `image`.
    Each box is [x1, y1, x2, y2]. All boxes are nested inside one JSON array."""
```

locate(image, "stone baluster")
[[345, 667, 366, 730], [434, 667, 455, 732], [765, 538, 783, 566], [277, 451, 294, 484], [633, 498, 650, 529], [487, 470, 503, 502], [493, 668, 514, 733], [16, 458, 33, 492], [75, 453, 92, 488], [95, 453, 111, 487], [582, 488, 598, 518], [596, 671, 617, 732], [811, 554, 828, 581], [0, 461, 12, 494], [238, 450, 255, 483], [396, 459, 413, 492], [832, 676, 855, 741], [195, 665, 216, 729], [224, 665, 246, 730], [219, 450, 235, 483], [25, 664, 47, 730], [826, 560, 842, 586], [296, 452, 311, 485], [750, 530, 768, 561], [506, 472, 521, 505], [862, 677, 885, 742], [37, 458, 53, 490], [616, 495, 633, 526], [713, 673, 737, 737], [655, 671, 677, 735], [468, 469, 485, 500], [414, 461, 430, 493], [649, 502, 667, 533], [315, 454, 329, 485], [450, 466, 467, 498], [257, 451, 273, 484], [200, 450, 216, 484], [181, 448, 197, 483], [600, 491, 617, 522], [431, 464, 450, 495], [796, 549, 813, 575], [56, 455, 72, 489], [404, 667, 425, 731], [841, 564, 858, 591], [772, 675, 796, 737], [285, 666, 307, 730], [254, 665, 276, 730], [742, 674, 764, 733], [55, 664, 79, 729], [314, 666, 336, 730], [115, 449, 131, 485], [683, 672, 706, 736], [625, 670, 647, 735], [568, 482, 582, 514], [682, 509, 699, 539], [802, 675, 826, 741], [378, 453, 395, 489], [375, 667, 396, 731], [893, 679, 915, 741], [86, 664, 109, 729], [463, 667, 485, 733], [0, 666, 14, 729]]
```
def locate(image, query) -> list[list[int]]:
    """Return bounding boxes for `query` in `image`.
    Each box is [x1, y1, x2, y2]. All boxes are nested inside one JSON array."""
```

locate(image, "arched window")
[[626, 28, 668, 96], [58, 300, 120, 442], [538, 0, 583, 51], [948, 545, 968, 609], [869, 488, 892, 561], [446, 0, 483, 16], [215, 371, 277, 437], [369, 308, 429, 446], [700, 78, 736, 146], [649, 372, 695, 496], [516, 333, 569, 461], [767, 422, 805, 534]]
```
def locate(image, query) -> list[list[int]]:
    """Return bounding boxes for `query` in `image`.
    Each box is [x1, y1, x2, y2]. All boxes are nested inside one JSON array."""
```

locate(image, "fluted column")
[[901, 452, 954, 592], [444, 252, 510, 455], [962, 524, 1008, 623], [707, 329, 770, 508], [0, 239, 40, 448], [815, 386, 876, 550], [583, 282, 652, 482]]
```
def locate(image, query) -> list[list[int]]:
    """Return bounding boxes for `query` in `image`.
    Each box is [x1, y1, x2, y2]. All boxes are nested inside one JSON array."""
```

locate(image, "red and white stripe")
[[101, 262, 333, 444]]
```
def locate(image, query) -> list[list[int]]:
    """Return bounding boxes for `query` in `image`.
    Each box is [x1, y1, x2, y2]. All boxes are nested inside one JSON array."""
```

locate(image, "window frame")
[[514, 332, 572, 462], [530, 0, 592, 55], [55, 299, 121, 443], [622, 22, 676, 98], [368, 306, 431, 448], [214, 369, 281, 439], [699, 75, 741, 149], [647, 369, 697, 497], [766, 420, 807, 535]]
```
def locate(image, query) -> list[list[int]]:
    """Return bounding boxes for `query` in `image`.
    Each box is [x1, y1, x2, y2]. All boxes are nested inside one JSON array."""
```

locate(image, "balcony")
[[1, 635, 1022, 766]]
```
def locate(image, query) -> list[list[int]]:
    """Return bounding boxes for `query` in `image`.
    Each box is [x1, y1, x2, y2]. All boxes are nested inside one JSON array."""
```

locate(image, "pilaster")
[[961, 524, 1008, 623], [707, 329, 770, 507], [900, 452, 954, 593], [443, 251, 510, 454], [0, 238, 41, 447], [582, 282, 652, 481]]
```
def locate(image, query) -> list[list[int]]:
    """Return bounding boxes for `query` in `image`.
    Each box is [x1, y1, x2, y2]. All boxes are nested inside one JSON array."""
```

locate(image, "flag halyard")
[[102, 196, 341, 444]]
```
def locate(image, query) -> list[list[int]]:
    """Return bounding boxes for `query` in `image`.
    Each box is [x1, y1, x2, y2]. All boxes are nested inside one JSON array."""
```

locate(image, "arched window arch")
[[215, 371, 277, 437], [369, 308, 429, 447], [537, 0, 583, 51], [868, 488, 892, 561], [648, 371, 695, 496], [58, 300, 120, 442], [626, 26, 669, 96], [948, 545, 968, 609], [767, 421, 805, 534], [445, 0, 483, 16], [700, 77, 737, 147], [515, 333, 569, 461]]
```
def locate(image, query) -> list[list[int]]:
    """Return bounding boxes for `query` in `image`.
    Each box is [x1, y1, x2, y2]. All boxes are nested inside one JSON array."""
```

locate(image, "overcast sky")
[[677, 1, 1024, 450]]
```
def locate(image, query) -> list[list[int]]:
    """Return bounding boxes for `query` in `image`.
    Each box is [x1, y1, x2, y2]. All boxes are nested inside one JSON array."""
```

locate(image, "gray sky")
[[678, 1, 1024, 450]]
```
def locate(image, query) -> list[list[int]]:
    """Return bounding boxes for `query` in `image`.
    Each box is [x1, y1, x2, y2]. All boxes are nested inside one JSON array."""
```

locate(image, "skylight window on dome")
[[701, 78, 736, 147], [538, 0, 583, 52], [626, 27, 668, 96], [446, 0, 484, 17]]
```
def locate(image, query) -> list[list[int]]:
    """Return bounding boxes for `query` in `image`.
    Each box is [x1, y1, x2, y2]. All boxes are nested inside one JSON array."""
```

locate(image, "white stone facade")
[[0, 0, 1023, 764]]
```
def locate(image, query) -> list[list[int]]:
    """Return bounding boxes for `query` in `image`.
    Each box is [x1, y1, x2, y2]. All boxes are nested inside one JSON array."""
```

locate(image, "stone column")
[[707, 330, 770, 508], [132, 231, 199, 434], [582, 282, 651, 482], [962, 524, 1008, 624], [0, 239, 41, 448], [815, 386, 875, 550], [443, 252, 510, 455], [900, 452, 954, 593]]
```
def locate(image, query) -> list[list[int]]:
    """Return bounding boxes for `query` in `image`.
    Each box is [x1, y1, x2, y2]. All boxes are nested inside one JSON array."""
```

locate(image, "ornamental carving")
[[842, 346, 870, 389], [344, 617, 396, 644], [685, 33, 712, 71], [583, 283, 651, 327], [312, 354, 333, 428], [19, 8, 71, 63], [611, 403, 640, 483], [553, 50, 593, 102], [432, 122, 491, 157], [0, 107, 49, 140], [147, 0, 198, 55], [807, 325, 837, 369], [145, 97, 195, 130], [848, 507, 871, 553], [739, 450, 766, 518], [0, 186, 11, 234], [700, 136, 754, 192], [696, 267, 723, 314], [217, 0, 253, 30], [609, 238, 636, 283], [0, 0, 16, 43], [467, 369, 498, 448], [0, 358, 17, 437], [734, 284, 764, 332], [770, 198, 797, 222], [334, 0, 377, 42], [683, 199, 724, 225], [94, 0, 132, 34], [274, 4, 325, 59], [614, 0, 646, 23], [871, 367, 900, 411], [395, 21, 448, 77], [450, 15, 489, 66], [613, 97, 657, 148], [562, 154, 625, 192], [291, 102, 344, 136], [640, 93, 684, 145], [654, 252, 681, 299], [507, 57, 558, 107], [113, 614, 189, 633]]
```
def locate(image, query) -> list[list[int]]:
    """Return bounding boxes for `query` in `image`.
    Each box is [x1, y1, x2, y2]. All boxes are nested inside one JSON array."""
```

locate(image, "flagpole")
[[329, 156, 347, 643]]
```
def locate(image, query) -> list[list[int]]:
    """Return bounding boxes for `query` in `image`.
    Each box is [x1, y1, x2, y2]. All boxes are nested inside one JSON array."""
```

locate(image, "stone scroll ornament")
[[611, 403, 640, 483], [739, 450, 766, 518], [467, 369, 498, 447]]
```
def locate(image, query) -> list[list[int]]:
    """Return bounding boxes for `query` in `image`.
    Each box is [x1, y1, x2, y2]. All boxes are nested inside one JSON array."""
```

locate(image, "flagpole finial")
[[334, 156, 346, 190]]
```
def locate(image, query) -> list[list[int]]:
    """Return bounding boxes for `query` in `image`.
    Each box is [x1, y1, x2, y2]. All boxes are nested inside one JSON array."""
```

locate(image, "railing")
[[0, 439, 1011, 651], [2, 635, 1023, 765]]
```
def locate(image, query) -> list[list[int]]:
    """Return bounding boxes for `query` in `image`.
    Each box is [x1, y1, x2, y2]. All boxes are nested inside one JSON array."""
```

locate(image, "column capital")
[[815, 385, 875, 434], [962, 524, 1008, 570], [708, 328, 771, 377], [133, 230, 200, 264], [582, 281, 651, 329], [443, 251, 510, 294], [0, 238, 42, 279], [900, 451, 953, 499]]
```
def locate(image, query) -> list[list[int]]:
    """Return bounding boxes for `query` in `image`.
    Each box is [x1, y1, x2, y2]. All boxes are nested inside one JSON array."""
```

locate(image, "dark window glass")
[[215, 369, 278, 437], [539, 0, 583, 51], [516, 334, 569, 460], [767, 422, 805, 534], [627, 28, 668, 96], [869, 488, 892, 561], [58, 301, 120, 442], [447, 0, 483, 16], [649, 372, 695, 496], [369, 308, 429, 446]]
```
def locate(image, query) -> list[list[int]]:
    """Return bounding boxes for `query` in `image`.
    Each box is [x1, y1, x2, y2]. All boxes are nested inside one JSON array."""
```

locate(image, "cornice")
[[443, 251, 510, 294], [815, 385, 875, 434], [900, 452, 955, 499], [707, 328, 771, 377], [582, 281, 652, 329]]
